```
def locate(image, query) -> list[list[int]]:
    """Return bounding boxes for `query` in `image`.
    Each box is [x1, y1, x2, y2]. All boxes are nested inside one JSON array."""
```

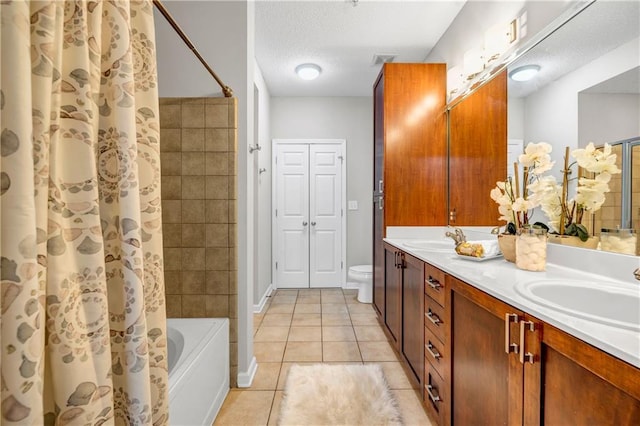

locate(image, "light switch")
[[348, 200, 358, 210]]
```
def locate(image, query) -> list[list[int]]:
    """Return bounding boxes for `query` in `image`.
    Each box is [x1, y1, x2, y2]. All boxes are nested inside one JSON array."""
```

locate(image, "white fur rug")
[[279, 364, 403, 426]]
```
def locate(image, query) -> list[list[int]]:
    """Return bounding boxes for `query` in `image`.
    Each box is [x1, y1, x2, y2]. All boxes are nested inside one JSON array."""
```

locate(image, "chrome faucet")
[[634, 268, 640, 281], [445, 226, 467, 245]]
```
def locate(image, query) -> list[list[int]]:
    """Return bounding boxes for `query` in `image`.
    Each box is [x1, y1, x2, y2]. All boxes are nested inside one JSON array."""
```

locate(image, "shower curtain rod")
[[153, 0, 233, 97]]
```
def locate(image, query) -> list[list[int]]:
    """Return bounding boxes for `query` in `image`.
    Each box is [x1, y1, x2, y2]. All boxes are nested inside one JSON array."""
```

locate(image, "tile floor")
[[213, 288, 433, 426]]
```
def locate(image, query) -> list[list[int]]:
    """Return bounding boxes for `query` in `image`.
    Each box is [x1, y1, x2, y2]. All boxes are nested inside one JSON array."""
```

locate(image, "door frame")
[[272, 138, 347, 289]]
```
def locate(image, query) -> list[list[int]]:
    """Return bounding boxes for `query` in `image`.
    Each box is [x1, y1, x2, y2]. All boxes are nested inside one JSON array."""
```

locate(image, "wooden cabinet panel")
[[424, 359, 448, 426], [449, 71, 507, 226], [383, 243, 402, 349], [402, 253, 424, 385], [373, 73, 385, 318], [424, 324, 448, 380], [451, 277, 524, 426], [424, 295, 446, 343], [424, 263, 447, 307]]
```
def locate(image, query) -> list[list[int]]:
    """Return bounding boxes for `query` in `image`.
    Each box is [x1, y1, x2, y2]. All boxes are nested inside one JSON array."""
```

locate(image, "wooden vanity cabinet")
[[383, 243, 402, 349]]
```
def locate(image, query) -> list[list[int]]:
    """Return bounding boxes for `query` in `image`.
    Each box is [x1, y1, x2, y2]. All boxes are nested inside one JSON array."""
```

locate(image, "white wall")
[[253, 62, 272, 308], [270, 97, 374, 272], [579, 93, 640, 145]]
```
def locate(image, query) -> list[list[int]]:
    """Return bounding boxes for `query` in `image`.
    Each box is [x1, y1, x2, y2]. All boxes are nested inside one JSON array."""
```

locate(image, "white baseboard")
[[236, 356, 258, 388], [253, 284, 273, 313]]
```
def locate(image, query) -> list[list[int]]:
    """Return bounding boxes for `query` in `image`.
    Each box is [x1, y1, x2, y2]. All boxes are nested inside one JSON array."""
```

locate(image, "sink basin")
[[402, 240, 456, 252], [515, 279, 640, 331]]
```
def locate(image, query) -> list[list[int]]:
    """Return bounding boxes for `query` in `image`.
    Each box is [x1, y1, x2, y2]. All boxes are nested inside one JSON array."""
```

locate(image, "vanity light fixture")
[[295, 63, 322, 80], [509, 64, 540, 82]]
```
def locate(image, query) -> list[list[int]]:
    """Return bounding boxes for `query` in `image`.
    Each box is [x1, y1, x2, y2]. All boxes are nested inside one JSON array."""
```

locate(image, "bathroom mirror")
[[507, 0, 640, 253]]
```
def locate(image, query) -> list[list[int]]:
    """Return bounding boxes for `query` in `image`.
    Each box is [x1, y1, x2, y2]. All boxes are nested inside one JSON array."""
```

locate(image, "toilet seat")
[[349, 264, 372, 278]]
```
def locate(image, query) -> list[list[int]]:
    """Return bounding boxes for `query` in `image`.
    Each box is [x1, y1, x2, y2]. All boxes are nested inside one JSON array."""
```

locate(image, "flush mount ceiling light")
[[295, 63, 322, 80], [509, 64, 541, 82]]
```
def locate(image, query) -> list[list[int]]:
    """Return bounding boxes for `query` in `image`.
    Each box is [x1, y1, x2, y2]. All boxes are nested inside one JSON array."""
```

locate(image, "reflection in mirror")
[[507, 0, 639, 254]]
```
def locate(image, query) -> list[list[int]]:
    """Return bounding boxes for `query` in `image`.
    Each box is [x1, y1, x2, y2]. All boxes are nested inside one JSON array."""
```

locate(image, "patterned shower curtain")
[[1, 1, 168, 424]]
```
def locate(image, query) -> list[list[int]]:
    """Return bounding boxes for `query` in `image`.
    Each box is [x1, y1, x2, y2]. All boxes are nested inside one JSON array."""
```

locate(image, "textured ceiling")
[[255, 0, 466, 97]]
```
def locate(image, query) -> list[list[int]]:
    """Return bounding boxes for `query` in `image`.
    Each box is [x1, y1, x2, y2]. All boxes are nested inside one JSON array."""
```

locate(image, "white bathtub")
[[167, 318, 229, 426]]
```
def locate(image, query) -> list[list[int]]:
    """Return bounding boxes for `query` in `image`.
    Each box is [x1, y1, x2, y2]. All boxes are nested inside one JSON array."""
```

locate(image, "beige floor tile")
[[321, 294, 346, 304], [291, 313, 321, 326], [254, 313, 264, 326], [276, 362, 315, 390], [322, 326, 356, 341], [296, 289, 320, 296], [274, 289, 298, 296], [288, 326, 321, 341], [321, 303, 349, 314], [354, 325, 388, 341], [321, 313, 352, 326], [271, 295, 297, 305], [253, 326, 259, 336], [296, 295, 321, 304], [344, 291, 359, 303], [261, 313, 292, 327], [350, 312, 380, 325], [267, 390, 284, 426], [283, 341, 323, 362], [372, 361, 414, 389], [254, 341, 286, 362], [347, 303, 376, 314], [359, 341, 399, 361], [393, 389, 434, 426], [294, 303, 321, 314], [266, 303, 295, 314], [322, 341, 362, 362], [213, 390, 274, 426], [254, 326, 290, 342], [320, 288, 343, 295], [250, 362, 282, 390]]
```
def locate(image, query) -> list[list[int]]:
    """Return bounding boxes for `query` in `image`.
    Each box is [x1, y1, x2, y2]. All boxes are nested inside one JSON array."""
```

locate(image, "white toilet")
[[348, 264, 373, 303]]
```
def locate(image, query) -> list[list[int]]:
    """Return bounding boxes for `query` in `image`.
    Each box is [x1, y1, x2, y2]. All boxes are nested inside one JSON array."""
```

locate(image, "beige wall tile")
[[160, 128, 181, 152], [182, 248, 205, 270], [182, 271, 205, 294], [182, 223, 205, 247], [229, 177, 237, 201], [161, 176, 181, 199], [229, 294, 237, 318], [159, 97, 181, 106], [205, 103, 229, 128], [228, 224, 237, 248], [163, 271, 181, 295], [181, 153, 205, 176], [162, 200, 182, 223], [229, 270, 238, 294], [206, 248, 230, 271], [205, 152, 229, 175], [165, 295, 182, 317], [181, 103, 204, 128], [206, 224, 229, 247], [229, 200, 237, 224], [205, 128, 229, 152], [160, 152, 181, 175], [205, 295, 230, 317], [181, 295, 205, 317], [206, 199, 229, 223], [205, 176, 230, 199], [228, 152, 237, 176], [181, 176, 205, 199], [160, 104, 181, 128], [206, 270, 230, 294], [162, 223, 182, 248], [163, 248, 182, 271], [182, 200, 205, 223], [181, 128, 205, 152]]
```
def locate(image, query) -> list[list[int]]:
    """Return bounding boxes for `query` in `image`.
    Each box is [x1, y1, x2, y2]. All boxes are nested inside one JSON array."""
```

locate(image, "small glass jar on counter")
[[516, 227, 548, 272], [600, 228, 637, 255]]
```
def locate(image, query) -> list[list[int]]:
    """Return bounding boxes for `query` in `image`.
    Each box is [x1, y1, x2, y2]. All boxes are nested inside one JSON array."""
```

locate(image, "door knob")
[[311, 221, 317, 226], [302, 221, 308, 226]]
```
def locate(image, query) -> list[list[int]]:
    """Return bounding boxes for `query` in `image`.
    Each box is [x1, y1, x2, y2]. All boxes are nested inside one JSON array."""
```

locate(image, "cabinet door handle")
[[426, 341, 442, 360], [426, 309, 441, 326], [394, 251, 399, 268], [427, 276, 441, 290], [426, 384, 441, 404], [519, 320, 536, 364], [504, 313, 519, 354], [399, 253, 406, 269]]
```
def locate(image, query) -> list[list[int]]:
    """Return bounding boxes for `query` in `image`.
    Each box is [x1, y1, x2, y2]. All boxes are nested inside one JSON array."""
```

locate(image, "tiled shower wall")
[[159, 97, 239, 385]]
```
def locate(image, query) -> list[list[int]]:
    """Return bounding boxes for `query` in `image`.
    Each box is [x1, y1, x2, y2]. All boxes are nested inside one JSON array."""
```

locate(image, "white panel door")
[[309, 145, 343, 287], [275, 144, 310, 288], [274, 141, 344, 288]]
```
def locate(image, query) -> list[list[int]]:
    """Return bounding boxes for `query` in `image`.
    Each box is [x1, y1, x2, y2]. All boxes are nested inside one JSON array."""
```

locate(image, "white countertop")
[[384, 226, 640, 368]]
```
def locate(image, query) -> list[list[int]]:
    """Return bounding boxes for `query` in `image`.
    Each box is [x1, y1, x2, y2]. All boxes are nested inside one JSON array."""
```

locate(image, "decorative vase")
[[600, 228, 637, 255], [516, 228, 548, 272], [547, 234, 599, 250], [497, 233, 516, 263]]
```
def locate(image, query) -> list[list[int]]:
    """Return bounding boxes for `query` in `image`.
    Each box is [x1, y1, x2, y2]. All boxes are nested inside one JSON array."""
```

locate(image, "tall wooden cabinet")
[[372, 63, 447, 317]]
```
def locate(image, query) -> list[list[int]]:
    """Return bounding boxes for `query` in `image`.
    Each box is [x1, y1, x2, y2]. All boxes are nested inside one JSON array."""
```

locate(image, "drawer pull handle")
[[426, 309, 441, 326], [504, 313, 519, 354], [426, 384, 441, 404], [426, 341, 442, 359], [427, 276, 441, 290], [519, 320, 536, 364]]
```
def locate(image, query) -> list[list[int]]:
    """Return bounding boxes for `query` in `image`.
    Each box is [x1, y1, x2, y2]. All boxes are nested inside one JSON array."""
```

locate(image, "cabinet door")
[[524, 318, 640, 426], [451, 277, 524, 426], [384, 244, 402, 349], [402, 253, 424, 386], [372, 72, 385, 318], [449, 70, 507, 226]]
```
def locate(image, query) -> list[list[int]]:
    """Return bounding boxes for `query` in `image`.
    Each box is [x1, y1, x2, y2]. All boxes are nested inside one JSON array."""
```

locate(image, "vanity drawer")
[[424, 295, 446, 343], [424, 325, 448, 379], [424, 263, 447, 307], [424, 360, 448, 426]]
